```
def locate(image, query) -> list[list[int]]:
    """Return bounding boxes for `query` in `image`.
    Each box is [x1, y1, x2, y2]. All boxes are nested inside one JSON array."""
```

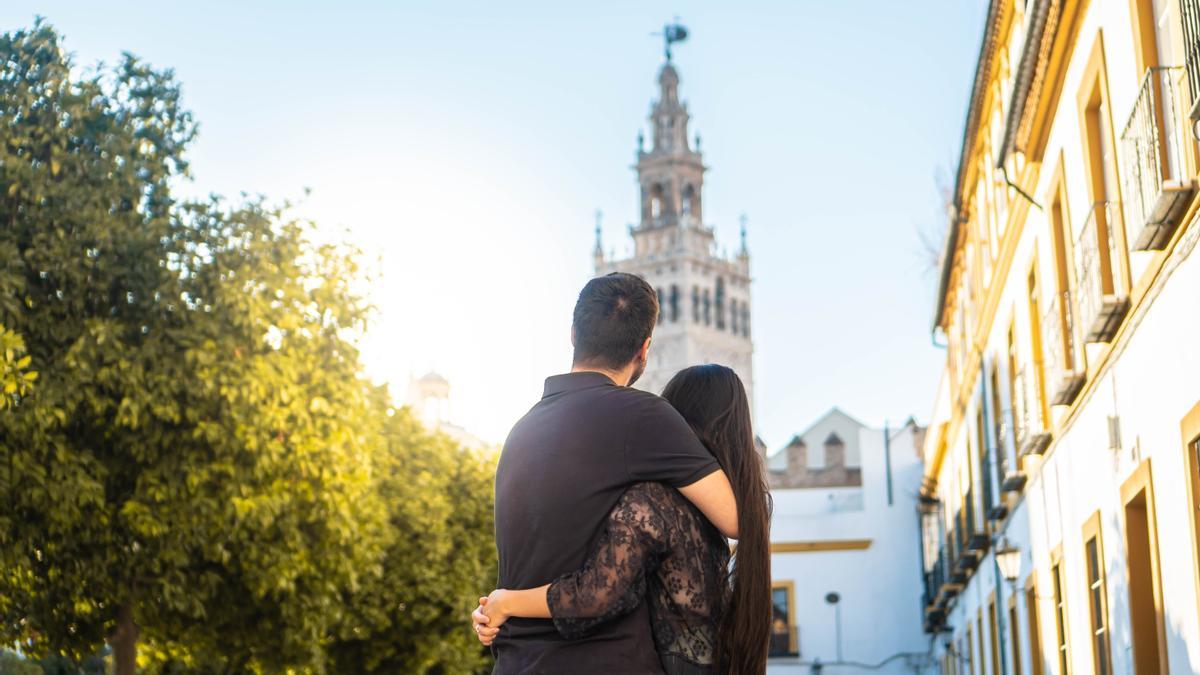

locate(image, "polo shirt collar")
[[543, 371, 617, 398]]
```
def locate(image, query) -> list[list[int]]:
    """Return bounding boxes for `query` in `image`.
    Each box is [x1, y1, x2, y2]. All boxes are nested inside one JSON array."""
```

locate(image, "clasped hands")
[[471, 589, 509, 647]]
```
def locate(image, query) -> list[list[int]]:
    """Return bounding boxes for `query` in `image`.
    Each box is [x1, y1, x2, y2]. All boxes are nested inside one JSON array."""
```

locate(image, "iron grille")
[[1074, 202, 1123, 341], [1041, 291, 1086, 405], [1012, 367, 1040, 448], [1120, 67, 1192, 250], [1182, 0, 1200, 117]]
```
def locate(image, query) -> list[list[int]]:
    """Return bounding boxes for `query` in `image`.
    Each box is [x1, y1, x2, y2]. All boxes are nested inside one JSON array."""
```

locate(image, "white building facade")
[[596, 56, 754, 406], [766, 409, 934, 674], [921, 1, 1200, 674]]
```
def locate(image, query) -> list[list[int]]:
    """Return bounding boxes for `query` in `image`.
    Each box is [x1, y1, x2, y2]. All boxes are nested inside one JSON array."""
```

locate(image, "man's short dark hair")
[[572, 273, 659, 370]]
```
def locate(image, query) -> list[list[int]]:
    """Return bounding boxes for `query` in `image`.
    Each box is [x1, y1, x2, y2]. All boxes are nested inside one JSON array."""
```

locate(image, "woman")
[[473, 364, 773, 674]]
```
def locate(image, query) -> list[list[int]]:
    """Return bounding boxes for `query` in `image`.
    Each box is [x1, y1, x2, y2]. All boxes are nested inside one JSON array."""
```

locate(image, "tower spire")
[[593, 209, 605, 267], [604, 28, 754, 416], [739, 213, 749, 255]]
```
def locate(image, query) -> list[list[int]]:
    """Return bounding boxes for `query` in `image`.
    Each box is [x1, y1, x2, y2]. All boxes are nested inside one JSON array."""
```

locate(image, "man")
[[481, 272, 738, 674]]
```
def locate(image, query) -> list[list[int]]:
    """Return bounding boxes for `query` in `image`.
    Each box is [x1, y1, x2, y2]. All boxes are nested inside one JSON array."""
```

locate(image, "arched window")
[[681, 184, 697, 217], [741, 304, 750, 337], [730, 299, 739, 333], [692, 286, 700, 322], [656, 288, 664, 324], [669, 285, 680, 322], [649, 183, 665, 220], [703, 288, 711, 325], [715, 278, 726, 330]]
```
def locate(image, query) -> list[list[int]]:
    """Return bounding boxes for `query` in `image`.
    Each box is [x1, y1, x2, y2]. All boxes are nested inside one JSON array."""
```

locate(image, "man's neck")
[[570, 364, 630, 386]]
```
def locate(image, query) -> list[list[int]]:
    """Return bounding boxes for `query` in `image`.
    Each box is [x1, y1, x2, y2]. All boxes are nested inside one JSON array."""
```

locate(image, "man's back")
[[493, 372, 717, 674]]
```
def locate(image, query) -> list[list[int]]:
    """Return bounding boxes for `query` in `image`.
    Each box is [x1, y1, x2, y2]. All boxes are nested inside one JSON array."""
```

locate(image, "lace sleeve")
[[546, 483, 673, 639]]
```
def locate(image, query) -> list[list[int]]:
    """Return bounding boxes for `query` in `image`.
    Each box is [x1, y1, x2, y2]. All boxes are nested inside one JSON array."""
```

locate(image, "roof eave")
[[932, 0, 1008, 331]]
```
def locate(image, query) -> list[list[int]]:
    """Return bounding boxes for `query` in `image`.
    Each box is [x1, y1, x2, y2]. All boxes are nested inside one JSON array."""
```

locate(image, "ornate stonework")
[[596, 59, 754, 408]]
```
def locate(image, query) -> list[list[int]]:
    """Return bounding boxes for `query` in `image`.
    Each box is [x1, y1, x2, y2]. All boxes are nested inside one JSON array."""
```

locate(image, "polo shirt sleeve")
[[624, 398, 720, 487]]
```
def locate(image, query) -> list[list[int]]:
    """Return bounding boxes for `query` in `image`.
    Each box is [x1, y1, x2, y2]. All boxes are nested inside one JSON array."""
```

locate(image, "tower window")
[[669, 285, 680, 322], [741, 304, 750, 337], [692, 286, 700, 322], [731, 299, 739, 333], [656, 288, 664, 324], [649, 183, 665, 220], [715, 277, 726, 330], [681, 184, 697, 218], [703, 289, 711, 326]]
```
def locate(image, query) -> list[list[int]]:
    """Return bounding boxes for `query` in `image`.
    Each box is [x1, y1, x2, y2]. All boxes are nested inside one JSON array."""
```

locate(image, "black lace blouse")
[[546, 481, 730, 674]]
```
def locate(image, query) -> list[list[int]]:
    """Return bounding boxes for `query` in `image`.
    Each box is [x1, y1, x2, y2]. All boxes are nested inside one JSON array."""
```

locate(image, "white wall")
[[936, 227, 1200, 673], [928, 0, 1200, 667], [769, 421, 935, 674]]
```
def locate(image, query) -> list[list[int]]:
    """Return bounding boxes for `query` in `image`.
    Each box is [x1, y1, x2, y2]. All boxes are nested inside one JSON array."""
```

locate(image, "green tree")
[[0, 21, 385, 674], [327, 402, 497, 674], [0, 327, 35, 409]]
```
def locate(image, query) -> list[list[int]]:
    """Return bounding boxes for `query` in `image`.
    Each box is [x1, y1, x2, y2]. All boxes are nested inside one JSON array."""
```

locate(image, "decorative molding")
[[771, 539, 872, 554]]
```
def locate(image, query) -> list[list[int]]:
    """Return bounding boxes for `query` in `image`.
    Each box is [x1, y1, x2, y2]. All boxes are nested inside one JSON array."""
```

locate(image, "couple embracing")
[[471, 272, 774, 674]]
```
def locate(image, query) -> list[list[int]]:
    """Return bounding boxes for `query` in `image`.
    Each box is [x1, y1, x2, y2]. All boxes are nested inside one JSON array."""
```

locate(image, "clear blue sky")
[[3, 1, 988, 446]]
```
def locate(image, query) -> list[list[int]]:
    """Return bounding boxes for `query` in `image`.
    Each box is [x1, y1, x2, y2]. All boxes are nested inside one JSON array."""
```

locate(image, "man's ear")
[[639, 336, 651, 359]]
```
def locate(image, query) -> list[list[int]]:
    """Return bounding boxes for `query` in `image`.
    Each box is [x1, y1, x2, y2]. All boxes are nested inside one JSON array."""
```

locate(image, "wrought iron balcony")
[[923, 552, 952, 633], [987, 502, 1009, 522], [1120, 66, 1196, 251], [950, 491, 989, 570], [1001, 470, 1028, 493], [1041, 292, 1085, 406], [1074, 202, 1130, 343], [924, 553, 946, 609], [1012, 366, 1051, 456], [1183, 0, 1200, 119]]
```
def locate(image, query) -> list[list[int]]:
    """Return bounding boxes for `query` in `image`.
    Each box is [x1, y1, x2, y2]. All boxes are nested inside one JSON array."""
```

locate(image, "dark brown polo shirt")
[[492, 371, 719, 674]]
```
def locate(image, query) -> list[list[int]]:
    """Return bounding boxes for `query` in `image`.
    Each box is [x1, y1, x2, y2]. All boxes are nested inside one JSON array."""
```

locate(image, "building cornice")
[[996, 0, 1056, 169], [770, 539, 872, 554], [933, 0, 1009, 331]]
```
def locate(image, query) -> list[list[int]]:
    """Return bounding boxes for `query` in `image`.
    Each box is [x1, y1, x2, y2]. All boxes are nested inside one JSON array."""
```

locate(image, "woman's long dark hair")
[[661, 364, 772, 675]]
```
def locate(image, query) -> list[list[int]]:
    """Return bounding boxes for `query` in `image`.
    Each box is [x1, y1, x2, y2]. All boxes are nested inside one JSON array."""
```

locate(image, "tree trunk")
[[113, 603, 139, 675]]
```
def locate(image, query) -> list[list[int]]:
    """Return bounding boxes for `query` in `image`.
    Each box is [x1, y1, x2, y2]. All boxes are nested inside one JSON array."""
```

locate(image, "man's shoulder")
[[620, 387, 691, 425], [554, 381, 676, 418], [612, 385, 669, 407]]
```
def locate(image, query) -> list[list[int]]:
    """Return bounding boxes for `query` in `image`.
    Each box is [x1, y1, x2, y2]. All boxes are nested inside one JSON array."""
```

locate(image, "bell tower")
[[596, 29, 755, 410]]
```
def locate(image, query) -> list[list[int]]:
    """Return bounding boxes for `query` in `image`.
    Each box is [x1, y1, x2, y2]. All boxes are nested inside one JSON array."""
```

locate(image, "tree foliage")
[[327, 403, 495, 674], [0, 20, 496, 674], [0, 326, 35, 409]]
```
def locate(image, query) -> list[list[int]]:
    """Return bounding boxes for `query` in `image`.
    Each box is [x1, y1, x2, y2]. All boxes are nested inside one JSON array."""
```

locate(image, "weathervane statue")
[[659, 19, 689, 61]]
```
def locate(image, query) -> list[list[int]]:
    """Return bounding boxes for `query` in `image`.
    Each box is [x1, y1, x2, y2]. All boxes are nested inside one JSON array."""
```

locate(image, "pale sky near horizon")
[[3, 1, 988, 447]]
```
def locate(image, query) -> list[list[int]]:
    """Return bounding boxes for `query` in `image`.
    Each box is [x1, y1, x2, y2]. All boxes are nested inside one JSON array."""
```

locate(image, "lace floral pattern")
[[547, 481, 730, 668]]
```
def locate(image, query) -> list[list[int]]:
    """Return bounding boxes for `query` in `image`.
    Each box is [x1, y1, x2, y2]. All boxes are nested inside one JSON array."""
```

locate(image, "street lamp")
[[825, 592, 843, 662], [995, 539, 1021, 585]]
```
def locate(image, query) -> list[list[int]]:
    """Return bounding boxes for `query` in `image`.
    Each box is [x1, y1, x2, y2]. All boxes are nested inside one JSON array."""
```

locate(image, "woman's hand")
[[471, 591, 510, 646]]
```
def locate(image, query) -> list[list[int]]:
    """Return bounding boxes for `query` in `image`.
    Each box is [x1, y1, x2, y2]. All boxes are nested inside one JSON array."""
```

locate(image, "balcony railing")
[[1182, 0, 1200, 118], [1074, 202, 1130, 343], [1120, 66, 1195, 251], [1012, 366, 1051, 457], [922, 550, 951, 632], [1041, 292, 1085, 406]]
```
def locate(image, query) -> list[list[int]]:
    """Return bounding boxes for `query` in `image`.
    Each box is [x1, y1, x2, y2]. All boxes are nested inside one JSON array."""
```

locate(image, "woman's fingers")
[[473, 605, 490, 625], [472, 600, 501, 646]]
